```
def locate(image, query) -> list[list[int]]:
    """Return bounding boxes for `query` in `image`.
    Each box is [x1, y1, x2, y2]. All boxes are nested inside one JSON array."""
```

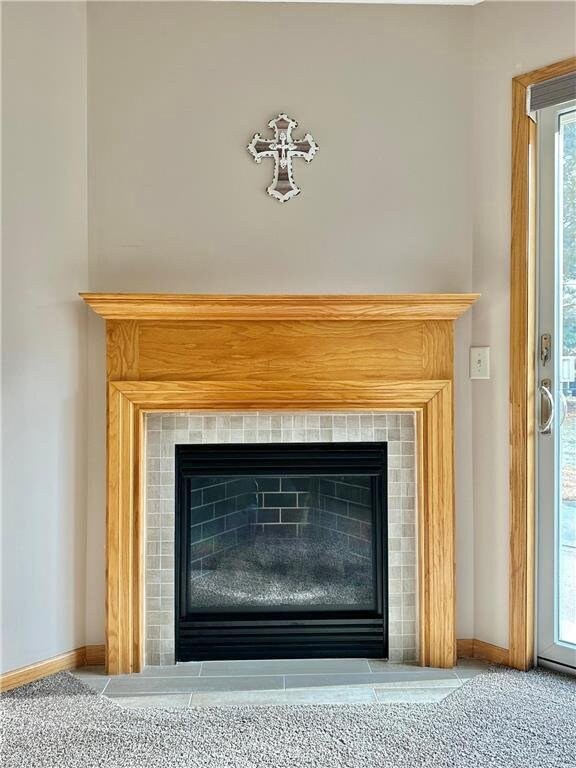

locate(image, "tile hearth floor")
[[71, 658, 489, 708]]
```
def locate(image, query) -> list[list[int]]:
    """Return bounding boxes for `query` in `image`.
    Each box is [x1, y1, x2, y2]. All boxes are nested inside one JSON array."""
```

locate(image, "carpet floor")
[[1, 667, 574, 767]]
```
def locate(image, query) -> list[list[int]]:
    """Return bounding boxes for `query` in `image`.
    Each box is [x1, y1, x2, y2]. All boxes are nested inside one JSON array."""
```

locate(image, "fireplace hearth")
[[175, 443, 388, 660]]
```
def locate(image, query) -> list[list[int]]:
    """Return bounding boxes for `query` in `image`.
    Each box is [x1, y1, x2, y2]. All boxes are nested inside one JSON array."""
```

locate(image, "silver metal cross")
[[247, 114, 318, 203]]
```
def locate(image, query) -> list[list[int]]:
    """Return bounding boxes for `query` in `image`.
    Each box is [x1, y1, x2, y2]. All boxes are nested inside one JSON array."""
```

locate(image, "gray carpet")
[[1, 667, 575, 767]]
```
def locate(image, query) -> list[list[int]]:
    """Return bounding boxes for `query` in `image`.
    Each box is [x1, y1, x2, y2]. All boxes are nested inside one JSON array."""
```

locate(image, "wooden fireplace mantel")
[[80, 293, 478, 321], [82, 292, 478, 675]]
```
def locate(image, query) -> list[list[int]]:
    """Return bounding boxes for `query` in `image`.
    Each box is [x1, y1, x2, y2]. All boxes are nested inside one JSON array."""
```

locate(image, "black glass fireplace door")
[[175, 443, 387, 660]]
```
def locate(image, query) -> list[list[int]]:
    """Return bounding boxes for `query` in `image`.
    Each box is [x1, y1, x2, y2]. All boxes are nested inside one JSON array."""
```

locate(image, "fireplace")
[[175, 442, 388, 660], [82, 292, 478, 672]]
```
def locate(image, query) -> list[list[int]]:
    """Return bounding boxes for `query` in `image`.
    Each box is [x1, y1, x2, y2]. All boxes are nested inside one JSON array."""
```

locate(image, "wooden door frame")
[[509, 57, 576, 670]]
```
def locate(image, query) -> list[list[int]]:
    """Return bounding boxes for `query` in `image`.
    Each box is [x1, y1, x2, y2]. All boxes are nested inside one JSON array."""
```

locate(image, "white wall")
[[2, 1, 574, 667], [85, 0, 475, 643], [87, 3, 474, 295], [85, 1, 576, 651], [1, 2, 88, 672], [471, 1, 576, 648]]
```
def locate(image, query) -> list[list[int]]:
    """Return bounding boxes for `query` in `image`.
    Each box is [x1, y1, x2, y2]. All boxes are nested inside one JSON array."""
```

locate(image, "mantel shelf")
[[81, 292, 479, 321]]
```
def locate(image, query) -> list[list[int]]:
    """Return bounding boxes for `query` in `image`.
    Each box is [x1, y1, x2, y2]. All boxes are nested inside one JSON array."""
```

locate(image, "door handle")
[[538, 379, 555, 434]]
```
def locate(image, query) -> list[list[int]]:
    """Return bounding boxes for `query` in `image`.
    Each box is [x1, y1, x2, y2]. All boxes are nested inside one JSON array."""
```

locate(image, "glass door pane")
[[186, 474, 378, 612], [558, 109, 576, 647], [537, 101, 576, 672]]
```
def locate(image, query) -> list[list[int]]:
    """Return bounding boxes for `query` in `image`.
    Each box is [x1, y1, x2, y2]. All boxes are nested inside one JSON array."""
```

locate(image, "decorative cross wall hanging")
[[247, 114, 318, 202]]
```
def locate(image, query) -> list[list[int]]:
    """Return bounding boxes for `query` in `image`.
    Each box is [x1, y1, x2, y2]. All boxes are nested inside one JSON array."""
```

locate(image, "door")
[[537, 99, 576, 672]]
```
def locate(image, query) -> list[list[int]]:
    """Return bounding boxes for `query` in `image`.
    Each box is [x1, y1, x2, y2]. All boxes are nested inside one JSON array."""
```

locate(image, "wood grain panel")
[[107, 321, 139, 380], [509, 75, 536, 672], [82, 293, 479, 321], [115, 378, 450, 409], [421, 320, 453, 380], [107, 385, 139, 675], [509, 75, 533, 672], [421, 383, 456, 668], [84, 645, 106, 666], [137, 321, 427, 382], [456, 639, 474, 659]]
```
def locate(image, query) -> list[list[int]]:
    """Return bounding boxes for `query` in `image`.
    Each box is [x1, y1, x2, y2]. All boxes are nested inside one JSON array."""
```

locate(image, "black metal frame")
[[175, 443, 388, 661]]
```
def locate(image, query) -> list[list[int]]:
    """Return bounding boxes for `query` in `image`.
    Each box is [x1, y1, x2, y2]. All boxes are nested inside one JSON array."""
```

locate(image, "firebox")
[[175, 443, 388, 660]]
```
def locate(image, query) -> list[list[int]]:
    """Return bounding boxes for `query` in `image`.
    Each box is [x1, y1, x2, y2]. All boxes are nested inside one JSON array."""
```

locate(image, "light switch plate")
[[470, 346, 490, 379]]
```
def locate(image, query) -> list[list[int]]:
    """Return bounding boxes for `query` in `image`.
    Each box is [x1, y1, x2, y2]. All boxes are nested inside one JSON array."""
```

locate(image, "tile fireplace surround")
[[82, 292, 478, 674], [145, 411, 418, 666]]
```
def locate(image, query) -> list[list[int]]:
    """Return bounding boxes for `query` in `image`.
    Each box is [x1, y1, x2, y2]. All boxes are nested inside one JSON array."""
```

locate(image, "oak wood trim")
[[421, 382, 456, 667], [509, 57, 576, 672], [84, 644, 106, 666], [105, 379, 456, 674], [0, 647, 86, 692], [416, 409, 428, 665], [514, 57, 576, 88], [113, 379, 452, 409], [107, 321, 140, 379], [134, 318, 443, 384], [107, 384, 138, 675], [472, 639, 510, 666], [456, 639, 474, 658], [81, 293, 479, 321], [0, 645, 108, 691], [456, 639, 510, 666]]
